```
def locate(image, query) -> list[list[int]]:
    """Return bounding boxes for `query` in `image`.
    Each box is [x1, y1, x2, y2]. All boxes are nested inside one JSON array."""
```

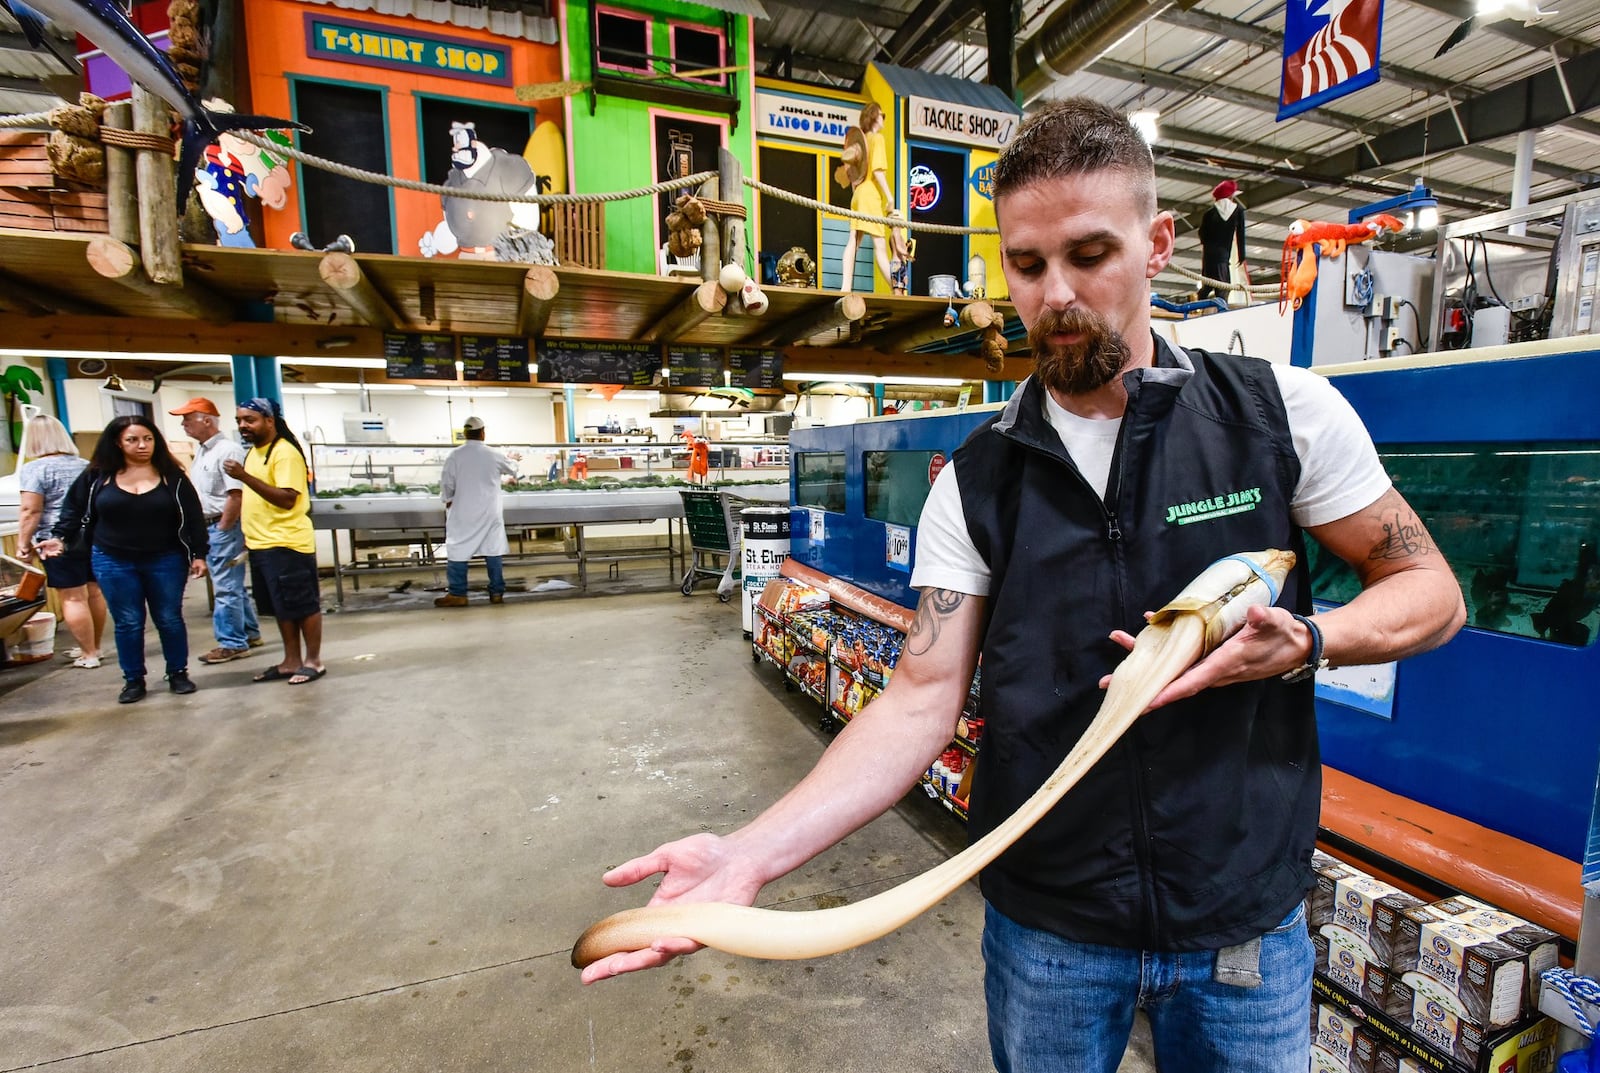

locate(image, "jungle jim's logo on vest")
[[1164, 486, 1263, 525]]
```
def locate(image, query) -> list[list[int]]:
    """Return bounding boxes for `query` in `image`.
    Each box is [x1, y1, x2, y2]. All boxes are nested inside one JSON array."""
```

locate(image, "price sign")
[[460, 335, 531, 382], [808, 507, 825, 543], [383, 332, 458, 380], [667, 345, 723, 388], [886, 524, 911, 572], [729, 347, 783, 389]]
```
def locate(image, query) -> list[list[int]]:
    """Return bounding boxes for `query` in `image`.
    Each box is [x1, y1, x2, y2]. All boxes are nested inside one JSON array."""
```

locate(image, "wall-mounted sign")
[[667, 346, 723, 389], [305, 15, 512, 86], [907, 96, 1018, 150], [536, 339, 660, 386], [383, 332, 458, 380], [728, 347, 783, 389], [908, 163, 941, 212], [885, 524, 911, 572], [969, 162, 995, 201], [461, 335, 531, 383], [754, 91, 855, 147]]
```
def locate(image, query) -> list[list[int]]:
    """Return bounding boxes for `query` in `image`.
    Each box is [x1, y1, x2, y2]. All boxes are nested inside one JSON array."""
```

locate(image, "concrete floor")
[[1, 582, 1154, 1072]]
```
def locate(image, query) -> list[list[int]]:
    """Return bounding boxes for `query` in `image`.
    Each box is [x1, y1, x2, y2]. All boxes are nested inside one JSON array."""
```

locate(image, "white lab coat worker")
[[435, 416, 519, 607]]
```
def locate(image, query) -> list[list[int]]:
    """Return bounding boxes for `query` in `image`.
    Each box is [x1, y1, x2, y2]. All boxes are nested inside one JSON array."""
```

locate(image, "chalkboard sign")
[[461, 335, 532, 383], [537, 339, 662, 386], [728, 347, 783, 389], [667, 345, 723, 389], [384, 332, 458, 380]]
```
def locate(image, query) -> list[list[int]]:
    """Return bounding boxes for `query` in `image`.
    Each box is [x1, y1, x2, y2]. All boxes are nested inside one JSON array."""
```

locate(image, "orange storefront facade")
[[242, 0, 567, 257]]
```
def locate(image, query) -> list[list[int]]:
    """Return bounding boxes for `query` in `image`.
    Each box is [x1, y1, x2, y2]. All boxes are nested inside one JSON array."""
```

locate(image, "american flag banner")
[[1279, 0, 1385, 120]]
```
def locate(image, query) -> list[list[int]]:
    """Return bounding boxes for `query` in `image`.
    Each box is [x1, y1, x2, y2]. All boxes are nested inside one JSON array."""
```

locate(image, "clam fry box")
[[1312, 973, 1556, 1073]]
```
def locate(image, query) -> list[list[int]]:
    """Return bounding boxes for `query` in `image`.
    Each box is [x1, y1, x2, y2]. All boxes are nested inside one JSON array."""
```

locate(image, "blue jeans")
[[983, 902, 1313, 1073], [207, 522, 260, 649], [446, 557, 504, 597], [92, 548, 191, 682]]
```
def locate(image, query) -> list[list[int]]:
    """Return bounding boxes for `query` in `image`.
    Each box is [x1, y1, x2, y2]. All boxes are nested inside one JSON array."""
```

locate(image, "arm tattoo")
[[907, 589, 966, 657], [1367, 510, 1434, 561]]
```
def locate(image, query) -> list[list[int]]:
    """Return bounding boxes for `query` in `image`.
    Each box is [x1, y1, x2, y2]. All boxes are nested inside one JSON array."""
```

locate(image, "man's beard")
[[1029, 307, 1131, 395]]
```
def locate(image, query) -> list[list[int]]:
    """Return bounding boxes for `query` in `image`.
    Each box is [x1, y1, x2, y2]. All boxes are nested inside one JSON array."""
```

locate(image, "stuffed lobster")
[[1279, 214, 1405, 313]]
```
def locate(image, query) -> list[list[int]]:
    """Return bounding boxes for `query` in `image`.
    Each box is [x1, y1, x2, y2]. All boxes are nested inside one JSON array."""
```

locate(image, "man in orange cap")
[[170, 397, 263, 663]]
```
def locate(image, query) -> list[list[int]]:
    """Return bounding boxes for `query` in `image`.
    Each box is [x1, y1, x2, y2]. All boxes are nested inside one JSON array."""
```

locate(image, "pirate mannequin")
[[1198, 179, 1250, 302]]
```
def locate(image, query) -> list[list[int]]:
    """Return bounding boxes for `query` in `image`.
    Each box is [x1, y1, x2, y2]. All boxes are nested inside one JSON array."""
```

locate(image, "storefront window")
[[292, 80, 394, 255], [795, 452, 846, 513], [1307, 441, 1600, 645], [864, 451, 939, 528], [596, 8, 650, 73], [670, 23, 724, 84]]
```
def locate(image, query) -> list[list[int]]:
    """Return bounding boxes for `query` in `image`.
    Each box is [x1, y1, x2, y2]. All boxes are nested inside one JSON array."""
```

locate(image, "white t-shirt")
[[910, 364, 1392, 596]]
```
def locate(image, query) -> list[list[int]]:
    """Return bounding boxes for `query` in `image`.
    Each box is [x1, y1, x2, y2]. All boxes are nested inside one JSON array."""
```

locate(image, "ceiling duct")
[[1016, 0, 1185, 104]]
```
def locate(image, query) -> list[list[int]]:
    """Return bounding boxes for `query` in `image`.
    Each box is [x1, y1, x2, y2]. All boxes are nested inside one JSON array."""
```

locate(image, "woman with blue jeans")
[[39, 416, 209, 704]]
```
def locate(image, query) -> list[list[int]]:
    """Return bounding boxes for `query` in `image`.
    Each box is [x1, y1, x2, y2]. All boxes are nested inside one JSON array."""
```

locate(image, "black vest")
[[953, 338, 1319, 951]]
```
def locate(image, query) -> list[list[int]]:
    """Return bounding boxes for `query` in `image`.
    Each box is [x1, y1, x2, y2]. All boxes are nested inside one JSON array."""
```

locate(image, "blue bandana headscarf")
[[239, 397, 282, 419]]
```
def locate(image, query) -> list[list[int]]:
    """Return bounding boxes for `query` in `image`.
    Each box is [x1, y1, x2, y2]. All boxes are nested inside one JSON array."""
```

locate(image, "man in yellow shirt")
[[222, 398, 325, 685]]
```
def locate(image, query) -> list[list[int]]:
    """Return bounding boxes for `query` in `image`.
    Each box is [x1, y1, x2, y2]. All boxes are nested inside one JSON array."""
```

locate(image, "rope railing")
[[0, 111, 53, 128], [741, 176, 996, 236], [1158, 263, 1279, 296]]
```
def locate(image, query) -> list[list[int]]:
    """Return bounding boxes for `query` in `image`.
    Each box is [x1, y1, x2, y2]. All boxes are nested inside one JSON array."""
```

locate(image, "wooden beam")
[[781, 345, 1033, 382], [0, 272, 115, 317], [0, 313, 384, 356], [131, 85, 181, 285], [871, 299, 1000, 353], [638, 279, 725, 343], [756, 294, 865, 346], [84, 237, 235, 322], [103, 101, 138, 248], [517, 265, 559, 337], [318, 252, 403, 329]]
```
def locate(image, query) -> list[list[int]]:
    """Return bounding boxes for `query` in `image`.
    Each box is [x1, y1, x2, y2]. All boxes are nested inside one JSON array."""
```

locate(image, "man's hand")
[[1099, 604, 1312, 711], [34, 537, 64, 559], [222, 458, 245, 479], [578, 832, 764, 985], [190, 559, 208, 579]]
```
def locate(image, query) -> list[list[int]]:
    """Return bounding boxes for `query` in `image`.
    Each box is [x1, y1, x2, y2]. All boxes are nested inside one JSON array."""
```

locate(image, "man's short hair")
[[993, 98, 1156, 215]]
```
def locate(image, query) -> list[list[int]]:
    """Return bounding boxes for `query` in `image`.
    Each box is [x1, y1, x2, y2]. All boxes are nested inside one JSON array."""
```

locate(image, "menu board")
[[461, 335, 532, 383], [667, 345, 723, 389], [536, 339, 661, 386], [728, 347, 783, 389], [384, 332, 458, 380]]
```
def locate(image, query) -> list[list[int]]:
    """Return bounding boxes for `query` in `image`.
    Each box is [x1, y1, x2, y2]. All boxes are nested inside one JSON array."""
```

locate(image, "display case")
[[308, 440, 789, 497]]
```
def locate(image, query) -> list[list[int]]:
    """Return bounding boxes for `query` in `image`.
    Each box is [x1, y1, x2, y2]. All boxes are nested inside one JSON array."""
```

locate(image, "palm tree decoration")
[[0, 364, 45, 455]]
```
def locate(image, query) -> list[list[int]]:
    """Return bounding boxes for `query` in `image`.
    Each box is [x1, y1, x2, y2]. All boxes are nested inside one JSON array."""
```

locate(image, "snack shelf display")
[[750, 560, 978, 825]]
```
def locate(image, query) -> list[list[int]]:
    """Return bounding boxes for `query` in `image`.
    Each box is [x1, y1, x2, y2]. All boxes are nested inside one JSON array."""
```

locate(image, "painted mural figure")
[[420, 121, 548, 262], [194, 111, 293, 248], [836, 103, 895, 292]]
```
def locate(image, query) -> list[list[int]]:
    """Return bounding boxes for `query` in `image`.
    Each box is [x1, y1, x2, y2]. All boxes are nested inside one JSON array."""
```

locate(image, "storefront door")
[[906, 143, 966, 296]]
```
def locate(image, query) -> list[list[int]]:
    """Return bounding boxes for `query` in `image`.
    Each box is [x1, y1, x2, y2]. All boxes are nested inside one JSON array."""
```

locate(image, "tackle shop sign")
[[755, 92, 854, 147], [305, 15, 512, 86], [907, 96, 1018, 151]]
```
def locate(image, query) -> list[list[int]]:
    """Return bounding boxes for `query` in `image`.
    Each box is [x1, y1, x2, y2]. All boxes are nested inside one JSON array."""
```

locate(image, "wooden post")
[[85, 236, 234, 322], [718, 147, 745, 315], [318, 252, 402, 328], [697, 176, 720, 285], [131, 85, 181, 285], [755, 294, 865, 346], [103, 101, 139, 248], [639, 279, 725, 343], [518, 265, 560, 338]]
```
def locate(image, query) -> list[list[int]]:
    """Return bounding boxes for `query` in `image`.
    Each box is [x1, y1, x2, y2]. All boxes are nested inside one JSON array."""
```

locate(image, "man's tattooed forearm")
[[1367, 512, 1433, 561], [907, 589, 966, 656]]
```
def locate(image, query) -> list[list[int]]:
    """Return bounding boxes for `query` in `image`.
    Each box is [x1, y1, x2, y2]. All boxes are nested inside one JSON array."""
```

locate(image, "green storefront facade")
[[564, 0, 758, 277]]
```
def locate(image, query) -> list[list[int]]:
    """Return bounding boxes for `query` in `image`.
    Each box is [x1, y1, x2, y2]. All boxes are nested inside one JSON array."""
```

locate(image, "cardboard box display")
[[1390, 916, 1528, 1029], [1315, 924, 1395, 1010], [1312, 851, 1364, 930], [1315, 972, 1557, 1073], [1331, 874, 1427, 967], [1431, 896, 1560, 1010]]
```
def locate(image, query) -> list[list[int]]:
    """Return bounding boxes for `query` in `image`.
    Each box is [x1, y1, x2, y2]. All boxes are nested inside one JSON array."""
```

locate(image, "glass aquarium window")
[[864, 450, 940, 528], [1307, 441, 1600, 646], [795, 452, 846, 513]]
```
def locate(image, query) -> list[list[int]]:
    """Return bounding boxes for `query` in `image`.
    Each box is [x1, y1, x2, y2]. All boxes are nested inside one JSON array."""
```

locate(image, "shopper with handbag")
[[37, 416, 209, 704], [15, 414, 107, 668]]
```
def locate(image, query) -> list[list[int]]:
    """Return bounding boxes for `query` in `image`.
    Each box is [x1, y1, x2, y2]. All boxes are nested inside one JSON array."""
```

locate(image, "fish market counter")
[[311, 485, 787, 607]]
